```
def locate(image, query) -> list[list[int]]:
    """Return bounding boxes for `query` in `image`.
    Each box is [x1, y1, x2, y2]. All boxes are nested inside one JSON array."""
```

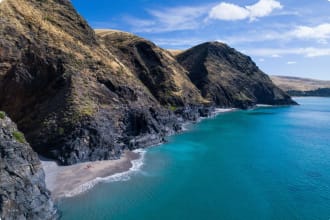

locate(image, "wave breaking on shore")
[[182, 108, 235, 131], [41, 149, 146, 199], [42, 108, 235, 199], [64, 149, 146, 198]]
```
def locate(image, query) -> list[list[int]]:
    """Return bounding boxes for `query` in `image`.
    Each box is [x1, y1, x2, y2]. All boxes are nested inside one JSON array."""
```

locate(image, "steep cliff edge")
[[0, 0, 297, 217], [177, 42, 296, 108], [0, 112, 57, 220], [0, 0, 183, 165], [97, 30, 206, 107], [0, 0, 295, 166]]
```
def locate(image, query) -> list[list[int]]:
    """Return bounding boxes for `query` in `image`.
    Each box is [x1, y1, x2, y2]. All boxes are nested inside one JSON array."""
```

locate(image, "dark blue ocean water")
[[59, 97, 330, 220]]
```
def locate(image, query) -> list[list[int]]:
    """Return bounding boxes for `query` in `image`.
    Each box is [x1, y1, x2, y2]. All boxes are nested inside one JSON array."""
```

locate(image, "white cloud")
[[259, 58, 265, 62], [127, 5, 209, 33], [154, 38, 205, 48], [317, 39, 328, 44], [246, 0, 283, 21], [127, 1, 285, 33], [220, 23, 330, 45], [271, 54, 281, 58], [290, 23, 330, 40], [246, 47, 330, 57], [209, 0, 283, 21], [287, 61, 297, 64], [209, 3, 250, 21]]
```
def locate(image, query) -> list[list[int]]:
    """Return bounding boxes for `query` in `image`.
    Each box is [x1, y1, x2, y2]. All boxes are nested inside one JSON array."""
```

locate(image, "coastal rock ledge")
[[0, 112, 57, 220]]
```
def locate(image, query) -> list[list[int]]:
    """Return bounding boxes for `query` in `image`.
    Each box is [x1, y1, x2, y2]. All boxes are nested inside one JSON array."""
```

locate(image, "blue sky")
[[71, 0, 330, 80]]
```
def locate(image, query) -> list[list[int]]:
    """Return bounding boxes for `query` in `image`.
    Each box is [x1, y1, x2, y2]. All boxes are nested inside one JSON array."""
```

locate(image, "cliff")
[[96, 29, 206, 106], [177, 42, 296, 108], [0, 0, 299, 218], [0, 0, 295, 167], [0, 112, 57, 220], [0, 0, 185, 165]]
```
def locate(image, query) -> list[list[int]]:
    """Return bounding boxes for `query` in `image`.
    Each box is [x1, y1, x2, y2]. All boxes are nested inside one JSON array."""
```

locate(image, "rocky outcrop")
[[97, 30, 206, 107], [0, 0, 297, 218], [0, 112, 57, 220], [176, 42, 296, 108], [0, 0, 295, 166], [0, 0, 183, 165]]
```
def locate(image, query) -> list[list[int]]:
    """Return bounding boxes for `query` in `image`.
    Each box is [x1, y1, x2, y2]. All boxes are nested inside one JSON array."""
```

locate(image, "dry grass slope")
[[96, 29, 208, 105], [1, 0, 133, 77], [167, 49, 185, 56], [271, 76, 330, 91]]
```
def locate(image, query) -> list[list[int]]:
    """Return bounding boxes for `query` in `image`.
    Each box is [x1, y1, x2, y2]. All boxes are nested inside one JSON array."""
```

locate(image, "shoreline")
[[41, 108, 235, 199], [41, 150, 144, 199], [181, 108, 236, 131]]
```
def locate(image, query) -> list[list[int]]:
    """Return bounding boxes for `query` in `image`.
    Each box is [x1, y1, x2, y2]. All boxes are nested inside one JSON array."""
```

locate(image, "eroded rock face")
[[0, 0, 183, 165], [0, 0, 295, 166], [0, 113, 57, 220], [97, 30, 206, 107], [177, 42, 296, 108]]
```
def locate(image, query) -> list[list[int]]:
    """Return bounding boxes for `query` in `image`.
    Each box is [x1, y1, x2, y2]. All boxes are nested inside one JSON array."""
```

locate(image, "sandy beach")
[[40, 109, 236, 199], [41, 151, 141, 199]]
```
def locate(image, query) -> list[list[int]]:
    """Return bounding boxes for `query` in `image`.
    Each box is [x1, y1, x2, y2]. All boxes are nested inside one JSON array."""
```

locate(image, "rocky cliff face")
[[0, 0, 297, 218], [0, 112, 57, 220], [0, 0, 295, 166], [97, 30, 206, 107], [0, 0, 186, 165], [177, 42, 296, 108]]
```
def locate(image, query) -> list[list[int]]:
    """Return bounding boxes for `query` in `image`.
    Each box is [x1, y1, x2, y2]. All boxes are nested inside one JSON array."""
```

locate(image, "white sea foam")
[[181, 122, 192, 131], [213, 108, 236, 115], [55, 109, 235, 198], [181, 108, 234, 131], [64, 149, 146, 198], [256, 104, 273, 107]]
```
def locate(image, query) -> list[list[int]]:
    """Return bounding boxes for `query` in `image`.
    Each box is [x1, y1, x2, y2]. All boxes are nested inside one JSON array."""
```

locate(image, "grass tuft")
[[12, 131, 26, 144], [0, 111, 5, 119], [58, 127, 65, 135], [168, 105, 178, 112]]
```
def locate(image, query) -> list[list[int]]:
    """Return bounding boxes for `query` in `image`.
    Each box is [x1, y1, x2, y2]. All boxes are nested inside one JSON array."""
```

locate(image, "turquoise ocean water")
[[59, 97, 330, 220]]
